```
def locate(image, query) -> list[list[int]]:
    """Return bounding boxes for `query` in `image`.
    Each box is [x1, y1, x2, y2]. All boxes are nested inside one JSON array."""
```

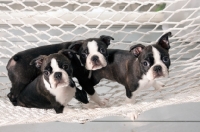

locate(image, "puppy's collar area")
[[76, 54, 84, 66], [88, 70, 92, 79]]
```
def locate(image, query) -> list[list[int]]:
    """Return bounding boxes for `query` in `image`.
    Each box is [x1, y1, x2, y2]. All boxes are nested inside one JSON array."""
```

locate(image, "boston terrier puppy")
[[79, 32, 171, 104], [6, 35, 114, 106], [16, 50, 78, 113]]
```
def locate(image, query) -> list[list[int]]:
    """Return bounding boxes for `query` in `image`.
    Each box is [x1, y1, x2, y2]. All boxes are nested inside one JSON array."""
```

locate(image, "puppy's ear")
[[30, 55, 46, 69], [130, 44, 145, 57], [100, 35, 114, 46], [68, 41, 83, 52], [157, 32, 172, 50], [59, 49, 77, 59]]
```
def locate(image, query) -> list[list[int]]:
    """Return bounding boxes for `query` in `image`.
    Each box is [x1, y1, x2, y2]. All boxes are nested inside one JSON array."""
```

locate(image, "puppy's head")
[[69, 35, 114, 70], [130, 32, 172, 80], [30, 50, 76, 89]]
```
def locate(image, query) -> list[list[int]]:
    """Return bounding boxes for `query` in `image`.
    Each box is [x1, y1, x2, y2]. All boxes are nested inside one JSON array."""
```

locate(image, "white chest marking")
[[127, 75, 154, 103], [137, 75, 154, 91]]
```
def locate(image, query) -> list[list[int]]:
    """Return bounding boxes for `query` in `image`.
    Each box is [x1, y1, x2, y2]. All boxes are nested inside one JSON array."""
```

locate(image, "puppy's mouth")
[[91, 61, 103, 70], [153, 72, 164, 79], [55, 80, 68, 88]]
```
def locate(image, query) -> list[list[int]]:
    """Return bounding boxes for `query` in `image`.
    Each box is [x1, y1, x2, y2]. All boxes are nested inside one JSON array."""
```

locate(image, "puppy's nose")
[[154, 65, 162, 72], [54, 72, 62, 80], [91, 55, 99, 62]]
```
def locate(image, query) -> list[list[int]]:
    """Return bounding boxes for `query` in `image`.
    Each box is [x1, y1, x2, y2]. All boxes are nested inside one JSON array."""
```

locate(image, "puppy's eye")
[[84, 49, 88, 54], [143, 61, 149, 67], [163, 56, 169, 62], [44, 70, 50, 76], [82, 53, 87, 58], [100, 48, 105, 54], [81, 49, 88, 58], [63, 64, 69, 70]]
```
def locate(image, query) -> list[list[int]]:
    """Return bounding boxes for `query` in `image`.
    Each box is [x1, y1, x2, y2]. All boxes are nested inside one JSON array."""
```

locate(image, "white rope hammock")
[[0, 0, 200, 126]]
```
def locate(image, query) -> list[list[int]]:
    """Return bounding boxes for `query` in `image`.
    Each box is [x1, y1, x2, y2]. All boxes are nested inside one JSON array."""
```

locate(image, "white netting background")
[[0, 0, 200, 126]]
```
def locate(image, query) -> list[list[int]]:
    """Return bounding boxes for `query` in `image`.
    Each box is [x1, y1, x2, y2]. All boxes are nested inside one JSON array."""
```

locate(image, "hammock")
[[0, 0, 200, 127]]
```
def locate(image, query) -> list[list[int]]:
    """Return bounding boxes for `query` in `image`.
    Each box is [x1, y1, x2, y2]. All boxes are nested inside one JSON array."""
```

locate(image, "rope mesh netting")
[[0, 0, 200, 126]]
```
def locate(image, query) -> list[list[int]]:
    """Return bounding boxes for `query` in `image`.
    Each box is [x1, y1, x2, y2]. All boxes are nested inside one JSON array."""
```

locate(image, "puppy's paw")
[[127, 111, 140, 120], [153, 81, 165, 91], [89, 93, 109, 107], [98, 98, 109, 107], [125, 97, 136, 104], [62, 107, 74, 114], [82, 102, 100, 109], [7, 92, 18, 106], [7, 92, 15, 101], [83, 98, 109, 108]]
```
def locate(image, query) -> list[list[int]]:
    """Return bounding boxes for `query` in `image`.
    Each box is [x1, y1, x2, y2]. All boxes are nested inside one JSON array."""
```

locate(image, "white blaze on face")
[[85, 40, 107, 70], [146, 46, 168, 80], [43, 58, 75, 106]]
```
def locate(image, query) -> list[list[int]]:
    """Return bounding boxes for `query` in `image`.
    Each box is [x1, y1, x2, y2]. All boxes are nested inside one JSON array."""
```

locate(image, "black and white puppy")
[[69, 37, 114, 106], [6, 35, 114, 106], [82, 32, 172, 104], [16, 50, 76, 113]]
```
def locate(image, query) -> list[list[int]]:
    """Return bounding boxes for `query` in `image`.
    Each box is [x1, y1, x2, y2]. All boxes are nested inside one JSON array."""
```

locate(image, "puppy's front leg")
[[49, 98, 65, 114], [77, 79, 108, 107], [62, 106, 74, 114], [153, 81, 165, 90], [75, 88, 89, 104], [53, 104, 64, 114], [126, 93, 136, 104], [125, 88, 136, 104], [89, 91, 109, 107]]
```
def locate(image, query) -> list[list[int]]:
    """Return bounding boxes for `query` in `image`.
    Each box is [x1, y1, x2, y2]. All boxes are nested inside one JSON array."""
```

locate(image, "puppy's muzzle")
[[92, 55, 99, 62], [54, 72, 62, 80], [154, 65, 162, 72], [91, 55, 100, 65], [153, 65, 163, 78]]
